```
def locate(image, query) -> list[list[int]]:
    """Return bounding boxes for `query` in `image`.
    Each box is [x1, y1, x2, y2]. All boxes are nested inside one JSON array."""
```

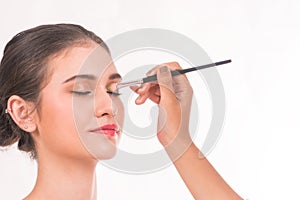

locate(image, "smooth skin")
[[131, 62, 243, 200]]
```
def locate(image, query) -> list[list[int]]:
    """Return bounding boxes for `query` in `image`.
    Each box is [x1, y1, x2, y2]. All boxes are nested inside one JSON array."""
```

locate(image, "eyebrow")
[[63, 73, 122, 83], [109, 73, 122, 80], [63, 74, 96, 83]]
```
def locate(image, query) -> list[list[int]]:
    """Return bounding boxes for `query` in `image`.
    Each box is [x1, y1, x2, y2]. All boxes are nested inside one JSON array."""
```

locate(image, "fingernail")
[[160, 66, 168, 73]]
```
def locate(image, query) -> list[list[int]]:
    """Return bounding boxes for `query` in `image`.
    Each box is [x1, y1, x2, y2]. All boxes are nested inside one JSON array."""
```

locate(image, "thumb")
[[157, 66, 177, 105]]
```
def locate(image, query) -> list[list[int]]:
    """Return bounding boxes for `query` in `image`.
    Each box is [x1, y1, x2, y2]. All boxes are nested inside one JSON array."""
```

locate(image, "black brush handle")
[[142, 59, 231, 83]]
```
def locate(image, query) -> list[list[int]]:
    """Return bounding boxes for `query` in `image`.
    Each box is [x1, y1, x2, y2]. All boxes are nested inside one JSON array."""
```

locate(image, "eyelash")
[[71, 90, 121, 96], [71, 91, 92, 95], [106, 90, 121, 96]]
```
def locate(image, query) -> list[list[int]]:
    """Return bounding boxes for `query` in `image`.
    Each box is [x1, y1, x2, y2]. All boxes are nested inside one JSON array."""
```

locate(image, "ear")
[[6, 95, 37, 133]]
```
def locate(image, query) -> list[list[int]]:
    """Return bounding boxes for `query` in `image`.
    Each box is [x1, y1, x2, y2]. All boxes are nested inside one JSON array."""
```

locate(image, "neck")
[[24, 152, 98, 200]]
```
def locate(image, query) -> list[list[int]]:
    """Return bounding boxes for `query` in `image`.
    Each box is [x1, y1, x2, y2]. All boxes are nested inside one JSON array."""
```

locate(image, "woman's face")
[[35, 42, 124, 161]]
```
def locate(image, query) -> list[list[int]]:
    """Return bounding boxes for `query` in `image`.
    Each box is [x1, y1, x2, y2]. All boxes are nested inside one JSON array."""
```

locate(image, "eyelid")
[[72, 82, 93, 92], [106, 82, 121, 96], [106, 81, 119, 92]]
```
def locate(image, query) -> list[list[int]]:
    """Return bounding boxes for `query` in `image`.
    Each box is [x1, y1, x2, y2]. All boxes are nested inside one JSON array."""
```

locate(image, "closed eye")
[[106, 81, 121, 96], [71, 82, 93, 96], [71, 91, 92, 95]]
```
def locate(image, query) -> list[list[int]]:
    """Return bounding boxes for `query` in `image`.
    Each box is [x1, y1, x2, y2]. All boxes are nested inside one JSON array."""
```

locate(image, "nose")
[[94, 88, 117, 118]]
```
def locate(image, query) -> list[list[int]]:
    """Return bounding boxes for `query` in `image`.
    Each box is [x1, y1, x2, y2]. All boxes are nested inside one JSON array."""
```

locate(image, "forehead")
[[48, 44, 117, 83]]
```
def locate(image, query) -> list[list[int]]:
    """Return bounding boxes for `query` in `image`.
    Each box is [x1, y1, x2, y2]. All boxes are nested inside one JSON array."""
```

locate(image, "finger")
[[137, 82, 152, 94], [161, 62, 189, 81], [149, 94, 160, 103], [157, 66, 177, 104], [135, 92, 160, 105], [147, 85, 161, 104], [133, 84, 161, 105], [132, 63, 183, 105], [132, 83, 153, 104], [130, 85, 140, 93], [136, 83, 160, 104], [135, 92, 150, 104], [130, 84, 151, 96]]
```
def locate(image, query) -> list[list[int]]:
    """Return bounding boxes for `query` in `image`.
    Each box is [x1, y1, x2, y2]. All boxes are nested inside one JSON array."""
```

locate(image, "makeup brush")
[[116, 59, 231, 89]]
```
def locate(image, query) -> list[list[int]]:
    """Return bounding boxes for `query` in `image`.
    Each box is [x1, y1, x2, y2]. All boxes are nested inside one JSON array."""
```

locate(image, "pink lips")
[[89, 124, 118, 137]]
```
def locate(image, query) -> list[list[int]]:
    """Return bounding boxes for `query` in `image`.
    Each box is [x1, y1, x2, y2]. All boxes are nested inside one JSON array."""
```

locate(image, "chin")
[[87, 144, 118, 160]]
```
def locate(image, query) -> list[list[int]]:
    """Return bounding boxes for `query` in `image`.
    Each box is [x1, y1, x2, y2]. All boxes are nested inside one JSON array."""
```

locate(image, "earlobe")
[[6, 95, 37, 132]]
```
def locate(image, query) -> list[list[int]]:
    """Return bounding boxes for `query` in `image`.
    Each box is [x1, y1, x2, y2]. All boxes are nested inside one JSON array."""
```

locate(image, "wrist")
[[160, 133, 194, 161]]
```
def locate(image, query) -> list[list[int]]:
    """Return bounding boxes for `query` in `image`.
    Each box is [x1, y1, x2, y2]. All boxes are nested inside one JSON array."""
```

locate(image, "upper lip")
[[89, 124, 118, 132]]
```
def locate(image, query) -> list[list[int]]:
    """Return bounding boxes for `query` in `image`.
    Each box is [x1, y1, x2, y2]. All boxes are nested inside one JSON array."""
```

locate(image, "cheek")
[[41, 95, 73, 132], [37, 91, 89, 158], [116, 99, 125, 128]]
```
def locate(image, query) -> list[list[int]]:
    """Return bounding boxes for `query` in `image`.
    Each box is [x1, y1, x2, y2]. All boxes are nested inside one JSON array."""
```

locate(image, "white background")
[[1, 0, 300, 199]]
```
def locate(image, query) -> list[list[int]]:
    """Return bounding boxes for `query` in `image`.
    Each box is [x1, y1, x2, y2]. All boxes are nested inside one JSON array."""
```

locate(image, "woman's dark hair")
[[0, 24, 109, 159]]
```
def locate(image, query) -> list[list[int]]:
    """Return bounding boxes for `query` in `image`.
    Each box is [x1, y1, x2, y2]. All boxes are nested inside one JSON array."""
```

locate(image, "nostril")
[[101, 113, 109, 117]]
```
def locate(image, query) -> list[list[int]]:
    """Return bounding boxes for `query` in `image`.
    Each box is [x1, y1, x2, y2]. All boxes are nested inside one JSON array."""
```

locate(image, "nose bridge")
[[94, 86, 113, 117]]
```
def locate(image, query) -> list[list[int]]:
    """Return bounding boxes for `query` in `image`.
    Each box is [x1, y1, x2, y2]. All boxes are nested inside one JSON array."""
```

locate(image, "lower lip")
[[92, 130, 116, 137]]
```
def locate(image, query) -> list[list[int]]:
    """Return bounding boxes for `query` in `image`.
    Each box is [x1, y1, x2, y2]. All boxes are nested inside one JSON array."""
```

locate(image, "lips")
[[89, 124, 118, 137]]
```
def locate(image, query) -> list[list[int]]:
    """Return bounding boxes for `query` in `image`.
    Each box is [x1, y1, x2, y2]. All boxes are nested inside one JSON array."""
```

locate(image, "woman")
[[0, 24, 242, 200]]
